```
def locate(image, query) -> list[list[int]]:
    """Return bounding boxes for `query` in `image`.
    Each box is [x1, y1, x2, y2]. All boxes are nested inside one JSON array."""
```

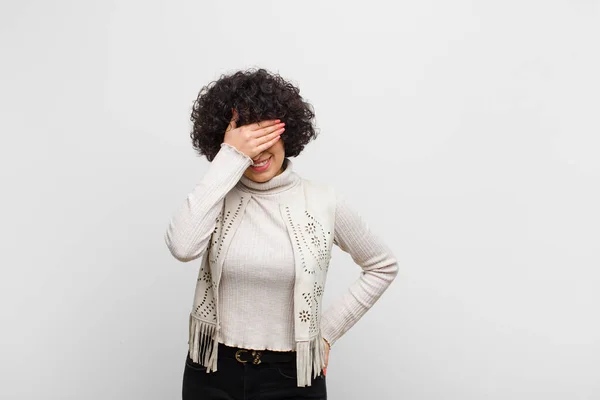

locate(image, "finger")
[[249, 119, 281, 131], [252, 122, 285, 138], [255, 134, 281, 153], [255, 127, 284, 145]]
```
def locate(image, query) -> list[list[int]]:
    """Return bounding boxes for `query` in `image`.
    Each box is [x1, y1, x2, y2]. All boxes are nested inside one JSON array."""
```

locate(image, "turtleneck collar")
[[237, 158, 301, 195]]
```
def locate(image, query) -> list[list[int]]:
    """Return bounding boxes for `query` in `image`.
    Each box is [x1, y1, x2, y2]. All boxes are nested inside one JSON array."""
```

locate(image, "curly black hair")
[[190, 68, 317, 161]]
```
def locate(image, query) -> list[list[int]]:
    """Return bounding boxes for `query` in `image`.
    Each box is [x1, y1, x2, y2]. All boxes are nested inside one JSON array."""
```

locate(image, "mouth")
[[250, 156, 272, 172]]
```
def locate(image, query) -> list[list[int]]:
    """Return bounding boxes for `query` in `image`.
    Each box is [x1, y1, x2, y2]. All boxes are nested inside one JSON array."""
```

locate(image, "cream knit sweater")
[[165, 143, 399, 350]]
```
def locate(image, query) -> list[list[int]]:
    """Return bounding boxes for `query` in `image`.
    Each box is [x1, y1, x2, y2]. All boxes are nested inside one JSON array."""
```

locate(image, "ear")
[[227, 108, 239, 132]]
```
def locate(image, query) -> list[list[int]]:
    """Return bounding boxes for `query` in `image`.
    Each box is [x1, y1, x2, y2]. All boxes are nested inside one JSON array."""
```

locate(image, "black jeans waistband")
[[217, 343, 296, 364]]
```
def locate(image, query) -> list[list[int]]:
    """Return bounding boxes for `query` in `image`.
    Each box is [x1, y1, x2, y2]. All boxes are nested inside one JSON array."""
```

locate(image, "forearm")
[[320, 194, 399, 345], [321, 262, 398, 345], [164, 143, 252, 262]]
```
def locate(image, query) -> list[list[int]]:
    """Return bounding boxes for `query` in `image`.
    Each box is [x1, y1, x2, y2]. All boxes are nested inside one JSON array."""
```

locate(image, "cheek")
[[273, 141, 285, 159]]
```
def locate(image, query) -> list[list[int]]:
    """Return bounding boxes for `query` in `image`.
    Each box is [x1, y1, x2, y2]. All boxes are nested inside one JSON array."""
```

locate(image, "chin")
[[252, 169, 277, 181], [250, 174, 273, 183]]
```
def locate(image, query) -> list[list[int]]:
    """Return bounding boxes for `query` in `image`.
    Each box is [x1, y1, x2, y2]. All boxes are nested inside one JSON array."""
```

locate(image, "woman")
[[165, 68, 399, 399]]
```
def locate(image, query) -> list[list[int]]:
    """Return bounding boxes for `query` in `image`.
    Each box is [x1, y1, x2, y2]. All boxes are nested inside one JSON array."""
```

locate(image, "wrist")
[[220, 142, 252, 163]]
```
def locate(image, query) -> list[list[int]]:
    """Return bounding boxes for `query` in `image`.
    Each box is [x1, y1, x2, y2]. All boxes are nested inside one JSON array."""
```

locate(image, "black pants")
[[182, 343, 327, 399]]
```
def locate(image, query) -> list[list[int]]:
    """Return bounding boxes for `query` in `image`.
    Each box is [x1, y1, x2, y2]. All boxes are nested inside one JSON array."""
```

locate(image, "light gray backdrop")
[[1, 1, 599, 399]]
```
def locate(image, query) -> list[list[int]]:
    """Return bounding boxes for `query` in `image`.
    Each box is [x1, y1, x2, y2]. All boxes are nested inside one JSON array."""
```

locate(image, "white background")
[[1, 1, 599, 399]]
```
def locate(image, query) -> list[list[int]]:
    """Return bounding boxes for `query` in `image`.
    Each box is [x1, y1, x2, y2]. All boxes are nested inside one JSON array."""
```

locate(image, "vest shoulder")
[[301, 179, 338, 219], [301, 178, 336, 197]]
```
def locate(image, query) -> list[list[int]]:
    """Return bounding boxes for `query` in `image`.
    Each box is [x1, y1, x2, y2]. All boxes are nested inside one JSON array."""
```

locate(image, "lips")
[[250, 156, 272, 172]]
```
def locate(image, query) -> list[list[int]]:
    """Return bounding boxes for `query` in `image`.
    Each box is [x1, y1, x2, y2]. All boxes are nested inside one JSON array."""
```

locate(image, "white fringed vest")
[[188, 178, 336, 387]]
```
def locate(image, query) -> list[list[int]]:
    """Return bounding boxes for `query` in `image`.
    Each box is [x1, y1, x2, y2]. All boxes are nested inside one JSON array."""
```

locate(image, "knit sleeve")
[[320, 192, 399, 346], [164, 143, 252, 262]]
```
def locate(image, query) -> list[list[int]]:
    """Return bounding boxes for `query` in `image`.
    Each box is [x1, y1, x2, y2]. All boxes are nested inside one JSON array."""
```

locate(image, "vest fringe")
[[188, 314, 218, 372], [296, 334, 327, 387], [191, 317, 326, 386]]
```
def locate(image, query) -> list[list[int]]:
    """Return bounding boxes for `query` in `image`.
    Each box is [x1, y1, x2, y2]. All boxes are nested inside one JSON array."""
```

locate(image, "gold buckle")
[[251, 350, 262, 365], [235, 349, 248, 363], [234, 349, 262, 365]]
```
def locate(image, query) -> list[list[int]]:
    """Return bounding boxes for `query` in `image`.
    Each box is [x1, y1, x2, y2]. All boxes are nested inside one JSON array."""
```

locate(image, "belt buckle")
[[235, 349, 262, 365]]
